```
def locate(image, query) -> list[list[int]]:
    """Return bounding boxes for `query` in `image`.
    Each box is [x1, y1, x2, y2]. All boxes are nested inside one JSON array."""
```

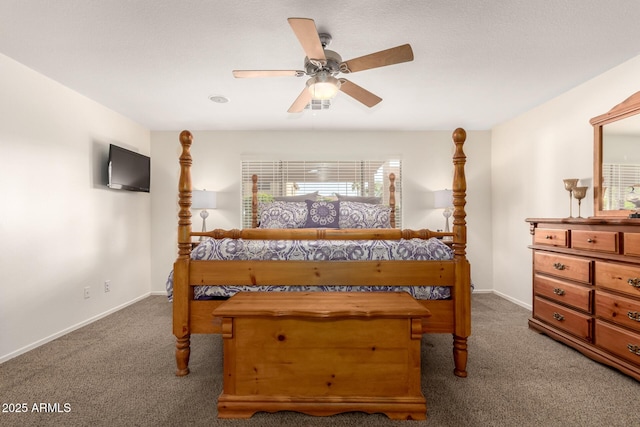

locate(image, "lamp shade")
[[192, 190, 217, 209], [433, 189, 453, 209], [307, 72, 340, 100]]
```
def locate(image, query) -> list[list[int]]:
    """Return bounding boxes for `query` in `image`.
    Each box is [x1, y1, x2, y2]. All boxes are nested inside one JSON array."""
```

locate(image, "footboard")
[[174, 255, 468, 376], [190, 259, 454, 286]]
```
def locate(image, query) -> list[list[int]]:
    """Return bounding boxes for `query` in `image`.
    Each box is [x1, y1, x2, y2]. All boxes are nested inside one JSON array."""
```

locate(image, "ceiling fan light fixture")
[[307, 72, 341, 100]]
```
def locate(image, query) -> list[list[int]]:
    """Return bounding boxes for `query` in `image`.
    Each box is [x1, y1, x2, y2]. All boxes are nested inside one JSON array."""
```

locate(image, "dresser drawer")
[[595, 261, 640, 298], [623, 233, 640, 257], [596, 290, 640, 333], [595, 321, 640, 366], [534, 297, 593, 341], [571, 230, 619, 253], [534, 251, 592, 284], [534, 274, 593, 313], [534, 228, 568, 248]]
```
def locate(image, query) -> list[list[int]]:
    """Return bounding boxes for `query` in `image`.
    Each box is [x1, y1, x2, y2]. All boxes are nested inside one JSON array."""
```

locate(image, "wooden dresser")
[[526, 218, 640, 381]]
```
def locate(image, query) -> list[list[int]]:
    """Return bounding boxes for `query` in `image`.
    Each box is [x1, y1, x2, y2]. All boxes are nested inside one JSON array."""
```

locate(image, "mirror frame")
[[591, 91, 640, 217]]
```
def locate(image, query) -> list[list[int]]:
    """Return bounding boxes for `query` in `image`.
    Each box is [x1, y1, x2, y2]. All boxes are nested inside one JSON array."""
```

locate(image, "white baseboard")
[[0, 292, 150, 364], [491, 289, 532, 311], [150, 290, 168, 296]]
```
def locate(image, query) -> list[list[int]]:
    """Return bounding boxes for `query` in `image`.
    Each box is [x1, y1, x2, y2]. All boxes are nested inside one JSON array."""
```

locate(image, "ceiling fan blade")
[[339, 79, 382, 108], [288, 18, 326, 61], [287, 87, 313, 113], [341, 44, 414, 73], [233, 70, 304, 78]]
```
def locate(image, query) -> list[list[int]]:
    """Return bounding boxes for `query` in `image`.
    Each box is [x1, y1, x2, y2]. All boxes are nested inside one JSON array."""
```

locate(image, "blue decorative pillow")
[[258, 201, 308, 228], [339, 201, 391, 228], [305, 200, 339, 228]]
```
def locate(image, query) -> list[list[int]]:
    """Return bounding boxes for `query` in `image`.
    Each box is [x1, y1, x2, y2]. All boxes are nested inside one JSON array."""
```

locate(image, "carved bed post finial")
[[252, 174, 259, 228], [178, 130, 193, 258], [389, 173, 396, 228]]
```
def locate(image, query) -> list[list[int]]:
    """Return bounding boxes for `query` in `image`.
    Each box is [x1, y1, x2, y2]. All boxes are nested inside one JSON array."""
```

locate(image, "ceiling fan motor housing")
[[305, 49, 342, 76]]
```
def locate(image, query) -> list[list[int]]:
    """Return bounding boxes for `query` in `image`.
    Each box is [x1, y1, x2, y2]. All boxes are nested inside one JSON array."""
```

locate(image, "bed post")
[[451, 127, 471, 377], [251, 174, 258, 228], [389, 173, 396, 228], [174, 130, 194, 376]]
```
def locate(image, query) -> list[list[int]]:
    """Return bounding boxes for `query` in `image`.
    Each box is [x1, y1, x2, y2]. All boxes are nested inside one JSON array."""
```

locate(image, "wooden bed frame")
[[172, 128, 471, 378]]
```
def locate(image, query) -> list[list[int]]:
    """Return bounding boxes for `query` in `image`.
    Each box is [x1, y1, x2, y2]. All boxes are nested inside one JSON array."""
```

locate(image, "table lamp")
[[192, 190, 217, 239], [434, 189, 453, 234]]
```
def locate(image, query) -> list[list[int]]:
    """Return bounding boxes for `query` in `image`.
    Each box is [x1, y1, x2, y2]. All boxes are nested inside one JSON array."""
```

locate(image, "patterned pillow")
[[339, 201, 391, 228], [274, 191, 319, 202], [335, 194, 382, 204], [258, 201, 308, 228], [305, 200, 339, 228]]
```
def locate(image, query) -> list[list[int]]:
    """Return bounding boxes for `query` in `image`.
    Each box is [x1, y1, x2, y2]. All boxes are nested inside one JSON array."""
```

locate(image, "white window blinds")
[[602, 163, 640, 210], [241, 159, 402, 228]]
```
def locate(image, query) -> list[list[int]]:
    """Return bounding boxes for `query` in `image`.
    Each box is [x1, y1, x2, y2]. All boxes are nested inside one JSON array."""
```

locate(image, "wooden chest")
[[212, 291, 431, 420]]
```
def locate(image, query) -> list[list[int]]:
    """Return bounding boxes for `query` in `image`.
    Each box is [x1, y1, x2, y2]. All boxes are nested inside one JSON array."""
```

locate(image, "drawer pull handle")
[[545, 235, 553, 239], [553, 262, 566, 270], [586, 238, 594, 243], [552, 312, 565, 321], [628, 278, 640, 288], [628, 311, 640, 322], [628, 344, 640, 356], [553, 288, 565, 296]]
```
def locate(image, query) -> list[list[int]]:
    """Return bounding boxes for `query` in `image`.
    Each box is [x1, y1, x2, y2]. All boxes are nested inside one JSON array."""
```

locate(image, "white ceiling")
[[2, 1, 640, 131]]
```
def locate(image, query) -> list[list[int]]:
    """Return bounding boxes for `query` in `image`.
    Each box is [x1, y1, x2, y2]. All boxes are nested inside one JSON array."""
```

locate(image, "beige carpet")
[[0, 293, 638, 426]]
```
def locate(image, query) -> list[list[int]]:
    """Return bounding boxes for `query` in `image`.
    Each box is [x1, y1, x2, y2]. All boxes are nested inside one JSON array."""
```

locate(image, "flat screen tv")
[[107, 144, 151, 192]]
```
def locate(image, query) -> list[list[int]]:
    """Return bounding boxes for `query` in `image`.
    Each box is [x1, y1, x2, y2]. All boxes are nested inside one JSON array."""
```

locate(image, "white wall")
[[491, 54, 640, 308], [0, 53, 152, 361], [150, 130, 493, 294]]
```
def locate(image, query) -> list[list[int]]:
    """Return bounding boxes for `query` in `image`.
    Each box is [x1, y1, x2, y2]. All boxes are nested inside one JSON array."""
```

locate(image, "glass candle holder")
[[563, 179, 579, 217], [573, 186, 588, 218]]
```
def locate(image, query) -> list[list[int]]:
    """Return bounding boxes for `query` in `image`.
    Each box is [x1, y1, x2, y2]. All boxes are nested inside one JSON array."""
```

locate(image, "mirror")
[[591, 91, 640, 217]]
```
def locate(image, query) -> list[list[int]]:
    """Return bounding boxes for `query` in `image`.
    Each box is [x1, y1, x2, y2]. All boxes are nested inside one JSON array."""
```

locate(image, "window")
[[241, 159, 402, 228], [602, 163, 640, 210]]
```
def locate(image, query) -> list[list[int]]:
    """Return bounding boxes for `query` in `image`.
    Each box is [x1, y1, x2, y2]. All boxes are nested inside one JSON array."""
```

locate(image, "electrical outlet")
[[104, 280, 111, 293], [84, 286, 90, 299]]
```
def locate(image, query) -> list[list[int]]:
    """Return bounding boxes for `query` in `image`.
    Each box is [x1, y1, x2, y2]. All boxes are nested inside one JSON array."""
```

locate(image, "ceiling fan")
[[232, 18, 414, 113]]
